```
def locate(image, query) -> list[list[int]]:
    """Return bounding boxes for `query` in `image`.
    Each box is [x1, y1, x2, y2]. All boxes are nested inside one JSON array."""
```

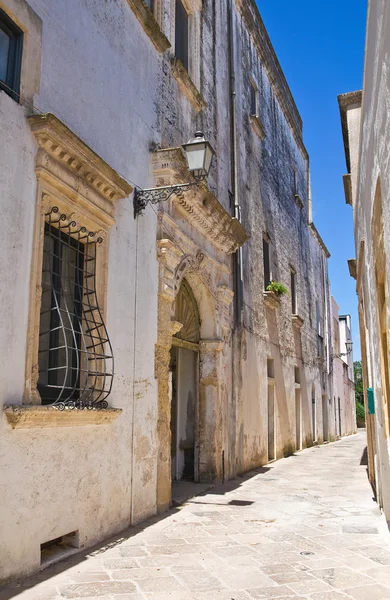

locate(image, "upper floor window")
[[263, 238, 271, 290], [175, 0, 189, 71], [291, 268, 297, 314], [0, 8, 23, 102], [250, 80, 258, 116]]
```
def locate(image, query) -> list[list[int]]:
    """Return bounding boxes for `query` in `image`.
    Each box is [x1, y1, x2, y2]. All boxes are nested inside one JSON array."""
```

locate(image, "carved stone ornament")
[[151, 148, 250, 254]]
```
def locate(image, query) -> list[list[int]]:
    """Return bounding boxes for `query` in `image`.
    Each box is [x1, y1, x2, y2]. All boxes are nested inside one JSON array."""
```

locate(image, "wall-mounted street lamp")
[[133, 131, 215, 217]]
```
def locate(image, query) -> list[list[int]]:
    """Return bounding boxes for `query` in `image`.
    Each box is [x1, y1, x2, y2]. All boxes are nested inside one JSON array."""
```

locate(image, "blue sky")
[[256, 0, 367, 360]]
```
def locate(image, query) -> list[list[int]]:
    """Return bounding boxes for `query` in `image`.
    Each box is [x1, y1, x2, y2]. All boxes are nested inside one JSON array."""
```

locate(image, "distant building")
[[331, 300, 356, 438], [338, 0, 390, 527]]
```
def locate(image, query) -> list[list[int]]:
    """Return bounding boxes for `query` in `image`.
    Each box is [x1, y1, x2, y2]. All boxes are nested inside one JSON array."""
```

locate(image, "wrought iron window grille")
[[37, 207, 114, 410]]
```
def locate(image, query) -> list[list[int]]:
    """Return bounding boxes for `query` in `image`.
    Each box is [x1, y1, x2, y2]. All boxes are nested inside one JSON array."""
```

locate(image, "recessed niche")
[[40, 530, 79, 568]]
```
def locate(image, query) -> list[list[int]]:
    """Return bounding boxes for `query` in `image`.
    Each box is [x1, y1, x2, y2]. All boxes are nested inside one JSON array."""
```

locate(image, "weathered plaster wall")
[[0, 0, 160, 581]]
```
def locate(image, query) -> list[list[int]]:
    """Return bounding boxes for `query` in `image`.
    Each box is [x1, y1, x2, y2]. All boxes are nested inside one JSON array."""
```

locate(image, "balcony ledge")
[[171, 58, 206, 113], [292, 314, 304, 329], [4, 405, 122, 429], [263, 290, 281, 309]]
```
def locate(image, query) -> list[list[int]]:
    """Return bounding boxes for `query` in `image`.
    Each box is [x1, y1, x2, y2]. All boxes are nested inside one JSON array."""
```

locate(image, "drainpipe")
[[228, 0, 243, 479], [228, 0, 243, 322]]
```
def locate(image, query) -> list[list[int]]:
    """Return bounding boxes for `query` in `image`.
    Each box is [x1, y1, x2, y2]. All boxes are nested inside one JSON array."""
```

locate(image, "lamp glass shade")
[[182, 132, 215, 176]]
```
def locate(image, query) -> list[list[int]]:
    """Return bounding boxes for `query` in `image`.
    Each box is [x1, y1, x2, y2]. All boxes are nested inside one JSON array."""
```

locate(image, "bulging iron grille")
[[37, 207, 113, 409]]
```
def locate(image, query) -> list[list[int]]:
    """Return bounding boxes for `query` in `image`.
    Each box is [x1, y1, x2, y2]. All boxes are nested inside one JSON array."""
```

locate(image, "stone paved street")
[[2, 431, 390, 600]]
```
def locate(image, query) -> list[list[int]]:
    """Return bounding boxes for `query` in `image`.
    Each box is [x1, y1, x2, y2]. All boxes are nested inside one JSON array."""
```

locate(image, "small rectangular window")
[[291, 269, 296, 314], [250, 81, 257, 116], [175, 0, 189, 71], [263, 239, 270, 291], [0, 8, 23, 102], [267, 358, 274, 378], [293, 166, 298, 195]]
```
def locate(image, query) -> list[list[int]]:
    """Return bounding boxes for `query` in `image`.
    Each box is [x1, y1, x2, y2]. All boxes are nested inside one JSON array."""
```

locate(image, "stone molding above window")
[[126, 0, 170, 52], [23, 113, 132, 408], [0, 0, 42, 104], [250, 114, 266, 141], [170, 57, 206, 112]]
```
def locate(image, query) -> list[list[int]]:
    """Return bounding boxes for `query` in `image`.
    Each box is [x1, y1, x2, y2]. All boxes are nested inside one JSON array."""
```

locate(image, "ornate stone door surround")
[[151, 148, 249, 512]]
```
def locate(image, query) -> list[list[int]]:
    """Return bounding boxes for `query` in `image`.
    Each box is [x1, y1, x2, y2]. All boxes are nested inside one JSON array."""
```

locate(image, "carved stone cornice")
[[28, 114, 133, 206], [151, 148, 250, 254]]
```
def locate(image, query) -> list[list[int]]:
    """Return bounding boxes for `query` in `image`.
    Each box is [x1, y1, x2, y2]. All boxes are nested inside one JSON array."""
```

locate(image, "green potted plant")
[[266, 281, 289, 297]]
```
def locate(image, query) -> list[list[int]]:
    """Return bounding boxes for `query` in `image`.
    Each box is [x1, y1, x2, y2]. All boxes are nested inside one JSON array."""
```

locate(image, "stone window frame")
[[21, 114, 132, 420], [125, 0, 170, 53], [0, 0, 42, 105], [249, 73, 265, 141], [170, 0, 205, 112], [0, 6, 23, 102]]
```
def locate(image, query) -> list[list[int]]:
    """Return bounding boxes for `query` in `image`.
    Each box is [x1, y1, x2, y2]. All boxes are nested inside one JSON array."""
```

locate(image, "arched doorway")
[[170, 280, 200, 481]]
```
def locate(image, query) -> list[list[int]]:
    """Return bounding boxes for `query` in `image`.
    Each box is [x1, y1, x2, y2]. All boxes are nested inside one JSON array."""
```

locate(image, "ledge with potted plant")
[[263, 281, 288, 309]]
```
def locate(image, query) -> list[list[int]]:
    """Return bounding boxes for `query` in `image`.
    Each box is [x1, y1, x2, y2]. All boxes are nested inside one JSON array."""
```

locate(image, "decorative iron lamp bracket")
[[133, 131, 215, 218], [133, 176, 205, 218]]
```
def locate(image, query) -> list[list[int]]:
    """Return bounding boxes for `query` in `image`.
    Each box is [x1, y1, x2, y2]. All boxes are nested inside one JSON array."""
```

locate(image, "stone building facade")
[[338, 0, 390, 528], [0, 0, 345, 582]]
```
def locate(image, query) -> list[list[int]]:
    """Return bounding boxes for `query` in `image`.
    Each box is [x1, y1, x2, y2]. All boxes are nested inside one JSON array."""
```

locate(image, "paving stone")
[[113, 595, 145, 600], [343, 584, 390, 599], [310, 567, 375, 589], [118, 546, 149, 557], [191, 591, 251, 600], [310, 593, 354, 599], [287, 579, 334, 594], [136, 576, 185, 594], [174, 569, 225, 591], [211, 568, 275, 590], [103, 558, 139, 570], [342, 527, 379, 535], [363, 567, 390, 586], [370, 556, 390, 566], [246, 586, 298, 598], [269, 571, 316, 584], [111, 567, 170, 580], [59, 581, 137, 598], [147, 543, 209, 556], [68, 571, 110, 583]]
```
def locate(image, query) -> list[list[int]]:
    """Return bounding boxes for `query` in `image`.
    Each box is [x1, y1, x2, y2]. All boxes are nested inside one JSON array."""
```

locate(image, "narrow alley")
[[2, 432, 390, 600]]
